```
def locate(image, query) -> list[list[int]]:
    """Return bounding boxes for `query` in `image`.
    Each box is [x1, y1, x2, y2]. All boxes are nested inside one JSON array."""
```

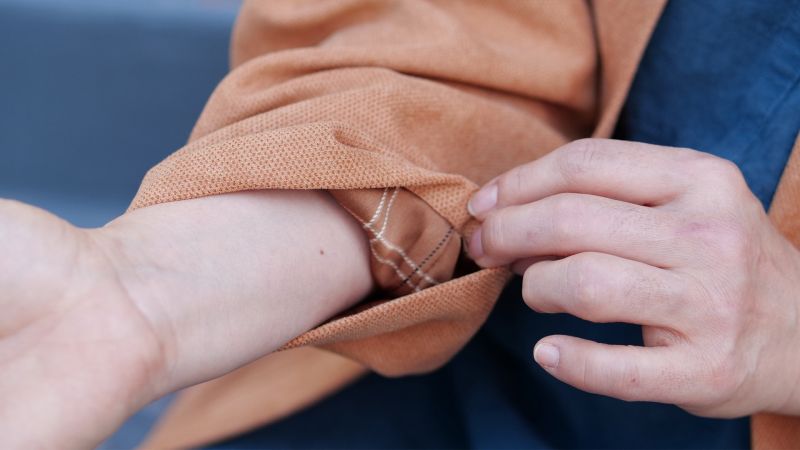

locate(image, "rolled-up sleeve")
[[129, 0, 598, 375]]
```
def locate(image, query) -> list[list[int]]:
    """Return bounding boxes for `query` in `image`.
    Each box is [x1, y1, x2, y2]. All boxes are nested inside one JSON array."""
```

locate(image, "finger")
[[468, 139, 701, 219], [471, 193, 684, 268], [522, 252, 688, 327], [533, 335, 695, 405]]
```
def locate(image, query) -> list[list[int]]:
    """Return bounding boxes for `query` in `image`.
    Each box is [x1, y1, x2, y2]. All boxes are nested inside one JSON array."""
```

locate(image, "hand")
[[0, 200, 165, 449], [467, 139, 800, 418], [0, 190, 372, 449]]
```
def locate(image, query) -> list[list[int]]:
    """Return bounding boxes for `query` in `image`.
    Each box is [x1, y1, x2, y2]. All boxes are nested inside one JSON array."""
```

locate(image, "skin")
[[467, 138, 800, 418], [2, 138, 798, 447], [0, 190, 373, 449]]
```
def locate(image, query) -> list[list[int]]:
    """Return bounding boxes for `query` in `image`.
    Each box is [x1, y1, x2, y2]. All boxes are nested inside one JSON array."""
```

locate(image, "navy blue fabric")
[[0, 0, 240, 228], [211, 1, 800, 448], [617, 0, 800, 208]]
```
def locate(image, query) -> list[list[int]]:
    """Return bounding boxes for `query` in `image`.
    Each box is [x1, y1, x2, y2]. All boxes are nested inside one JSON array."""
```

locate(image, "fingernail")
[[534, 342, 560, 369], [468, 183, 498, 217], [468, 228, 484, 259]]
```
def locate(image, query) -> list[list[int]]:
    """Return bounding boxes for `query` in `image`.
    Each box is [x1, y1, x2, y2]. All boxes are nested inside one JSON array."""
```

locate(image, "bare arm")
[[0, 190, 373, 448]]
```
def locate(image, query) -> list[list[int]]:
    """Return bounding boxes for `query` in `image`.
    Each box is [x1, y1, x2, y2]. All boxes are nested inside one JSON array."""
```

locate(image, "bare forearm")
[[97, 190, 374, 409], [0, 190, 371, 448]]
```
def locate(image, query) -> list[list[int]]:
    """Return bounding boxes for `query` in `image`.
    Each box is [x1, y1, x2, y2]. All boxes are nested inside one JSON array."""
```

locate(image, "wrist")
[[757, 237, 800, 417], [0, 200, 173, 448], [93, 190, 374, 400], [772, 305, 800, 416], [88, 221, 178, 409], [777, 245, 800, 416]]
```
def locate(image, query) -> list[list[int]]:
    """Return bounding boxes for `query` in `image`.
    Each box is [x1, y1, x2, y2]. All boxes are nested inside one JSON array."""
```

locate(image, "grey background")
[[0, 0, 241, 227], [0, 0, 241, 447]]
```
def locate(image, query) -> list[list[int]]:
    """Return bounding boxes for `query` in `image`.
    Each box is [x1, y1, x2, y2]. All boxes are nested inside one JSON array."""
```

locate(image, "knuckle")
[[557, 139, 602, 182], [713, 159, 747, 186], [685, 155, 766, 216], [691, 155, 747, 189]]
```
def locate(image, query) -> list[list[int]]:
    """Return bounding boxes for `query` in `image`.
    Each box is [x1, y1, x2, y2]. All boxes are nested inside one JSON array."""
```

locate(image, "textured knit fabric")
[[133, 1, 800, 448], [130, 0, 601, 376]]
